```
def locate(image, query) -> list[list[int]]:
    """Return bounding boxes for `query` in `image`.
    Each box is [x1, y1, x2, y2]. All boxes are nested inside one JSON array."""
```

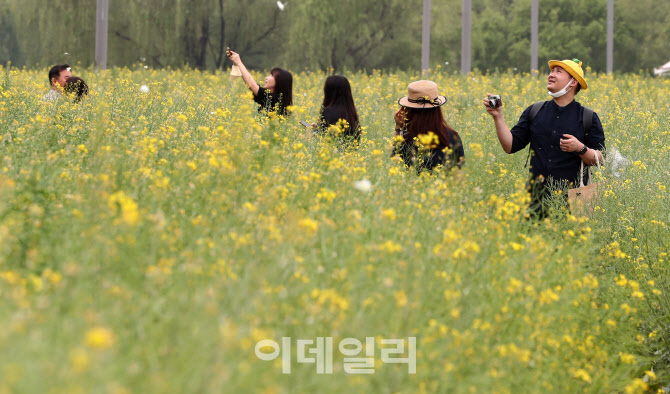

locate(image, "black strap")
[[523, 101, 594, 168], [529, 101, 547, 122], [583, 106, 593, 135], [407, 97, 442, 106], [524, 101, 548, 168]]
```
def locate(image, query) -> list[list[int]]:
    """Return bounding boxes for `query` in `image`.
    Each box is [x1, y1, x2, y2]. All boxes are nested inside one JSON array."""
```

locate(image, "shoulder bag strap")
[[583, 146, 602, 186], [582, 107, 597, 185]]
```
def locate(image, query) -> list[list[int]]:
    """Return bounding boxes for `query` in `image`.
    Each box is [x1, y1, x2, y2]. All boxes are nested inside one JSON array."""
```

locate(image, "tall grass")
[[0, 65, 668, 393]]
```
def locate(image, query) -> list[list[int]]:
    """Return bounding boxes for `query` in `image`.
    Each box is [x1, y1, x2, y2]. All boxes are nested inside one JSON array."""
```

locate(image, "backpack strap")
[[524, 101, 548, 168], [524, 102, 593, 169], [582, 106, 593, 135], [529, 101, 547, 122]]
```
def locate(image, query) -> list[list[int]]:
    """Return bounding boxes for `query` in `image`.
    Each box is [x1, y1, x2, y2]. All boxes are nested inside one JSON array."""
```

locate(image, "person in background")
[[226, 48, 293, 117], [42, 64, 71, 102], [311, 75, 361, 143], [393, 80, 465, 174], [64, 76, 89, 103], [483, 58, 605, 219]]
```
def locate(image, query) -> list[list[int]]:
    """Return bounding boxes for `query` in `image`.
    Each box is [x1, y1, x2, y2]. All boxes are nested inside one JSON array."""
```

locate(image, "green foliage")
[[0, 66, 669, 392], [0, 0, 668, 73], [614, 0, 670, 73], [282, 0, 416, 71]]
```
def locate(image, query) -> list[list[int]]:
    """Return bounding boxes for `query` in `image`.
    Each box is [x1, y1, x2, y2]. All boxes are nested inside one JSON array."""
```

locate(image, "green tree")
[[615, 0, 670, 73], [1, 0, 669, 74], [0, 3, 23, 66], [284, 0, 418, 72], [109, 0, 289, 70], [6, 0, 95, 68]]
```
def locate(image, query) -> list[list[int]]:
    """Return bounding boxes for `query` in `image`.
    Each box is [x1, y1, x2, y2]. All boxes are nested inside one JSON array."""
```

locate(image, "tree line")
[[0, 0, 668, 74]]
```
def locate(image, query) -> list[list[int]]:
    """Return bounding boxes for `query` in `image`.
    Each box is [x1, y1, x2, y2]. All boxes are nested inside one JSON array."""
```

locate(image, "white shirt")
[[42, 89, 62, 102]]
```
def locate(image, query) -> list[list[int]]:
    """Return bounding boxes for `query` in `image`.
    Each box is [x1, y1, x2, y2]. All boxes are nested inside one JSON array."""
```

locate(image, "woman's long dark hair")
[[322, 75, 360, 138], [402, 107, 459, 149], [270, 67, 293, 114], [64, 76, 88, 103]]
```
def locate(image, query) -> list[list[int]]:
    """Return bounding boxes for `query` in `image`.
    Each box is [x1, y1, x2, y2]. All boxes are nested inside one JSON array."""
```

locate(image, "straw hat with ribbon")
[[548, 58, 588, 90], [398, 80, 447, 109]]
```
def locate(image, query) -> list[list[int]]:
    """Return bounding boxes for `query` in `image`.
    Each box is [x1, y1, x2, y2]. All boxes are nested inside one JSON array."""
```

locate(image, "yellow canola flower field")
[[0, 65, 669, 393]]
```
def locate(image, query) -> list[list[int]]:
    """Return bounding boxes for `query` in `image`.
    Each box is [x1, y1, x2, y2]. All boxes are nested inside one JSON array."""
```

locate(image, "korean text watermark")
[[255, 337, 416, 374]]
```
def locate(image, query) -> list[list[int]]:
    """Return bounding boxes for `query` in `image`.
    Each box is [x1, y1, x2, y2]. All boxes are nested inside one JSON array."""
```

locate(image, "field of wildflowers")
[[0, 65, 668, 393]]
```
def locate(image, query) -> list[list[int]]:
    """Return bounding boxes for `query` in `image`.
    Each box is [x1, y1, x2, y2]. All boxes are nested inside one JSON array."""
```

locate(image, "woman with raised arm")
[[226, 48, 293, 117]]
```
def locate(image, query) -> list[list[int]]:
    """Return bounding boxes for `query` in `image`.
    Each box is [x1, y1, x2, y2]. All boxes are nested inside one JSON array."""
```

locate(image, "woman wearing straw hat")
[[226, 48, 293, 117], [393, 80, 465, 174]]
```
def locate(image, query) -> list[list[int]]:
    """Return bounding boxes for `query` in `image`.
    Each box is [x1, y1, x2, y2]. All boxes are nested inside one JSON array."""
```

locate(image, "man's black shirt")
[[510, 99, 605, 186]]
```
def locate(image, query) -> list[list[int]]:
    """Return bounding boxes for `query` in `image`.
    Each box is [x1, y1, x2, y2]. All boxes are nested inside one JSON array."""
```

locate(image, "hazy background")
[[0, 0, 668, 74]]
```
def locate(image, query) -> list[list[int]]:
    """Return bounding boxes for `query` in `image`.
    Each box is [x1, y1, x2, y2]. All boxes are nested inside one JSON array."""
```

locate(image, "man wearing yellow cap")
[[483, 59, 606, 219]]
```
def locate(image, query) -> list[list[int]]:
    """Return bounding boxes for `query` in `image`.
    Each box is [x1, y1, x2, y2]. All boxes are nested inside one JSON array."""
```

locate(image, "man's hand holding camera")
[[483, 94, 503, 117], [483, 93, 513, 153]]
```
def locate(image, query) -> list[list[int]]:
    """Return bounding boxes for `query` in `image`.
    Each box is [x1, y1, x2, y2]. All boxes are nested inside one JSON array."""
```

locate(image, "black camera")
[[488, 95, 502, 108]]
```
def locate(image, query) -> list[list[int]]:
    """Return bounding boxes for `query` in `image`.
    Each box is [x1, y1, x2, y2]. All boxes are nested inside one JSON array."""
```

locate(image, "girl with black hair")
[[314, 75, 361, 141], [226, 48, 293, 116], [393, 80, 465, 174], [64, 76, 88, 103]]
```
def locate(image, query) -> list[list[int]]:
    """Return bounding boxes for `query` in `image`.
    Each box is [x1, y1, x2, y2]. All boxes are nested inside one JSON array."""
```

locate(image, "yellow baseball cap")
[[548, 58, 588, 90]]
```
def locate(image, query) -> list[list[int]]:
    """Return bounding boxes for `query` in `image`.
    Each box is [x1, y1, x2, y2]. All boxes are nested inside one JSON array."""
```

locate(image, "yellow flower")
[[615, 274, 628, 287], [299, 218, 319, 233], [631, 291, 645, 299], [506, 278, 523, 294], [624, 378, 648, 394], [619, 352, 636, 364], [335, 118, 349, 132], [394, 291, 408, 307], [70, 348, 89, 372], [0, 271, 21, 285], [416, 131, 439, 149], [572, 368, 591, 382], [108, 191, 140, 226], [539, 288, 560, 305], [509, 242, 524, 251], [378, 240, 402, 253], [85, 327, 115, 349], [464, 241, 480, 253], [381, 208, 396, 221]]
